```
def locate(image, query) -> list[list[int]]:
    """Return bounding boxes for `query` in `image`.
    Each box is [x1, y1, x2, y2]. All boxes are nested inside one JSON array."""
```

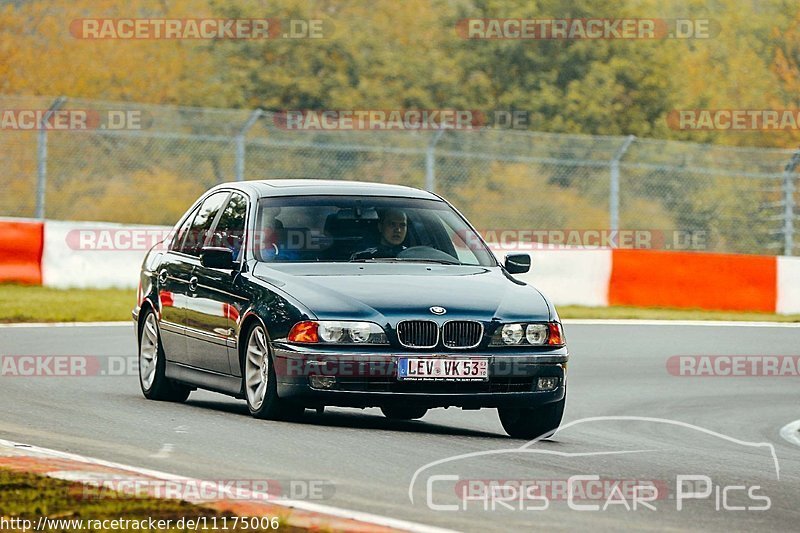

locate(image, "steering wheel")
[[397, 246, 458, 262]]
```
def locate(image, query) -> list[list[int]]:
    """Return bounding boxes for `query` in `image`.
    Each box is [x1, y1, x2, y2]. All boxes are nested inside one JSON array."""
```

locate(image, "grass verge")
[[1, 284, 798, 323], [0, 467, 285, 532], [0, 284, 136, 323]]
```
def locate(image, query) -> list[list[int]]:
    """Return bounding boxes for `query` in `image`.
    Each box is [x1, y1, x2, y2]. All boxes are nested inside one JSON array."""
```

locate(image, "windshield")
[[252, 195, 496, 267]]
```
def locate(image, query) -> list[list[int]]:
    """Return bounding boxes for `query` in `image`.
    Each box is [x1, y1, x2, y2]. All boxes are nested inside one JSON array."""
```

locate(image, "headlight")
[[501, 324, 524, 345], [348, 322, 373, 343], [526, 324, 548, 345], [318, 322, 345, 343], [288, 321, 388, 344], [491, 321, 565, 346]]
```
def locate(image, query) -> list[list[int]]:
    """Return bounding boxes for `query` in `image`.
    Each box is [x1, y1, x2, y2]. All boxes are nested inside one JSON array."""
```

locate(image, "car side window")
[[208, 193, 248, 260], [179, 192, 230, 256], [170, 206, 199, 252]]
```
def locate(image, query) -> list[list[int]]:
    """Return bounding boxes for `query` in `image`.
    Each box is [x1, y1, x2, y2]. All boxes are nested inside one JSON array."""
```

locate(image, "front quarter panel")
[[230, 268, 313, 377]]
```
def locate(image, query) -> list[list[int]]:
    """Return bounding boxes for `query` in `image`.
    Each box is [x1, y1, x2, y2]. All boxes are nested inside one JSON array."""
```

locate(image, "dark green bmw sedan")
[[133, 180, 568, 439]]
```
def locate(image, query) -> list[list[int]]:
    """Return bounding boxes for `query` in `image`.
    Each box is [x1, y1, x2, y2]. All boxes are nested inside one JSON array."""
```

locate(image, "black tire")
[[498, 397, 565, 439], [138, 309, 191, 403], [242, 322, 304, 421], [380, 405, 428, 420]]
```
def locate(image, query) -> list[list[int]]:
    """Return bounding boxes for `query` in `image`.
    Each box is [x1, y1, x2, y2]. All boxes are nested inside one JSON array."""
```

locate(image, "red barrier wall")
[[0, 220, 44, 285], [609, 249, 778, 312]]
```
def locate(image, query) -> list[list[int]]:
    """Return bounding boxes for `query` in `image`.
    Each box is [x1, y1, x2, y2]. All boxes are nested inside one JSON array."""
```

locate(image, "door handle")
[[158, 269, 168, 284], [188, 276, 198, 292]]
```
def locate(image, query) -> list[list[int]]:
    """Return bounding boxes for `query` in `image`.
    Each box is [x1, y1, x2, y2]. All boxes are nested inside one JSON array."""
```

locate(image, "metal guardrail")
[[1, 94, 797, 255]]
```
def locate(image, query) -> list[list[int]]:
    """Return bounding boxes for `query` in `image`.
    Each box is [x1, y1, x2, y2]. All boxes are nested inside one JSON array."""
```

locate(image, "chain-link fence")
[[1, 95, 798, 255]]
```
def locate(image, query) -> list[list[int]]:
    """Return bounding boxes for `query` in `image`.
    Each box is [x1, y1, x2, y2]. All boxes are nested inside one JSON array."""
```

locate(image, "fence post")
[[782, 150, 800, 256], [609, 135, 636, 232], [35, 96, 67, 219], [426, 128, 446, 193], [235, 109, 263, 182]]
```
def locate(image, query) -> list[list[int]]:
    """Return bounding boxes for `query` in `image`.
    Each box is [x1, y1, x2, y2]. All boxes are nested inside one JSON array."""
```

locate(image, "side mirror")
[[504, 253, 531, 274], [200, 247, 235, 270]]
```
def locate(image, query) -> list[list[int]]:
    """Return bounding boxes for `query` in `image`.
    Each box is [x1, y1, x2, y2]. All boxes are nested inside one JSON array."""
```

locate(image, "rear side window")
[[178, 192, 230, 256], [171, 206, 199, 252], [208, 193, 248, 260]]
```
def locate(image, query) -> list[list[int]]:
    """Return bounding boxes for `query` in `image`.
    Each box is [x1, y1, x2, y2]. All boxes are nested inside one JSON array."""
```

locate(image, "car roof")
[[212, 179, 439, 200]]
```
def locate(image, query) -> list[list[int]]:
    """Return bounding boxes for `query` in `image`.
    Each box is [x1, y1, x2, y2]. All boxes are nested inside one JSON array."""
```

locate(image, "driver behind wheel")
[[351, 208, 408, 260]]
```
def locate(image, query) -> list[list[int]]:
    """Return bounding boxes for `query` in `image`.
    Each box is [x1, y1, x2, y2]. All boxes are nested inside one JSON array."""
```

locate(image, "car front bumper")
[[271, 343, 568, 409]]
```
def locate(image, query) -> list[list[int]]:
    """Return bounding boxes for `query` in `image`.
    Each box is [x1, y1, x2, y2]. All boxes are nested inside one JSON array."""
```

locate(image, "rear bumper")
[[272, 343, 568, 409]]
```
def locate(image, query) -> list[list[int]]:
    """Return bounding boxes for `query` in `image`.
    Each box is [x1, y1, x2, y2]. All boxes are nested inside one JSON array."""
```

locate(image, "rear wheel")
[[243, 322, 303, 420], [498, 398, 565, 439], [139, 309, 191, 402], [380, 405, 428, 420]]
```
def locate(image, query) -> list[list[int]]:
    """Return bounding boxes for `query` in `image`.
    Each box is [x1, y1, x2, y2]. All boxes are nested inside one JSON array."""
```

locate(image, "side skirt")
[[165, 361, 243, 398]]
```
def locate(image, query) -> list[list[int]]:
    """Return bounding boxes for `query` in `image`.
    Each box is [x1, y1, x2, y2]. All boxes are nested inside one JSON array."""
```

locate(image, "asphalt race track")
[[1, 322, 798, 532]]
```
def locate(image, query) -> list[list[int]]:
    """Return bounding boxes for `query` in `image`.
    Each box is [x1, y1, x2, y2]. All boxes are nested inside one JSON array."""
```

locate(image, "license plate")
[[397, 358, 488, 381]]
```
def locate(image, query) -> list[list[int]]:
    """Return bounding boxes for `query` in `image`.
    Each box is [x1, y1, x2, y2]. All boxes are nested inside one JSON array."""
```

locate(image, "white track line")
[[0, 438, 456, 533], [779, 420, 800, 447]]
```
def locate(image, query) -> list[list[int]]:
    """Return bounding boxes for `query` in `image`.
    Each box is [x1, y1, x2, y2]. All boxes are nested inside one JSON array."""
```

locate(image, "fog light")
[[309, 375, 336, 389], [537, 377, 559, 391]]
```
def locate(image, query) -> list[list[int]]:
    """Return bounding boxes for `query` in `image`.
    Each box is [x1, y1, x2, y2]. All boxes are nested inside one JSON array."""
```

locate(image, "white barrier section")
[[492, 248, 612, 307], [42, 221, 171, 289], [777, 256, 800, 314]]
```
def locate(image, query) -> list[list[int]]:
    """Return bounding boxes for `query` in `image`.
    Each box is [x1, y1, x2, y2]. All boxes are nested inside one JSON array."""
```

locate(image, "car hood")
[[252, 262, 551, 323]]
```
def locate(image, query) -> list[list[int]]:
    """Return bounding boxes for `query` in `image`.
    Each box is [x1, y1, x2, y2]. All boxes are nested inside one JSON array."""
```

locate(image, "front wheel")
[[498, 397, 565, 439], [242, 322, 303, 420], [138, 309, 191, 402]]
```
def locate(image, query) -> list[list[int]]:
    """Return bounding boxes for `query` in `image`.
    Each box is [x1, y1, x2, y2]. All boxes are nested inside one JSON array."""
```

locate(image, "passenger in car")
[[351, 208, 408, 260], [255, 207, 285, 260]]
